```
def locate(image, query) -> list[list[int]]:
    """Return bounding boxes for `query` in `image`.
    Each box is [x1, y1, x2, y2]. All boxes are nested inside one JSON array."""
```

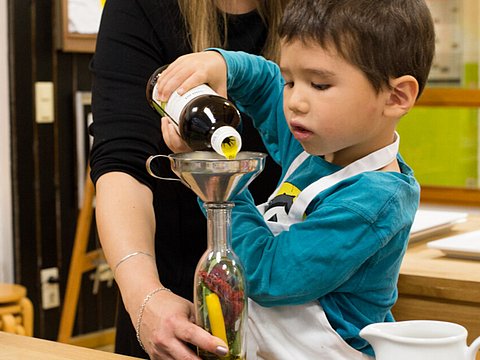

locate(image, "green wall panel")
[[398, 107, 478, 188]]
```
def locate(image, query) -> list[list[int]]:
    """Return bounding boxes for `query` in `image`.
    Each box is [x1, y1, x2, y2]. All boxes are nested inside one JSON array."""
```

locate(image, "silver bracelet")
[[113, 251, 153, 278], [135, 286, 172, 351]]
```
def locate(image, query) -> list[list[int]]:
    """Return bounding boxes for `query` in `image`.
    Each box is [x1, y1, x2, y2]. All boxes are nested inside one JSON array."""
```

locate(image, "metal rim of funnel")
[[168, 151, 267, 174], [168, 151, 267, 203]]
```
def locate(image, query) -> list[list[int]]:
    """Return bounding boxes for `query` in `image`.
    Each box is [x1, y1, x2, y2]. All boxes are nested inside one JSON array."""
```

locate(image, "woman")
[[89, 0, 288, 358]]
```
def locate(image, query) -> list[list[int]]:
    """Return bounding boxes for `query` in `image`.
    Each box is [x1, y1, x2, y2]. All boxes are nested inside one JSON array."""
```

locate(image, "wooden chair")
[[57, 169, 115, 348], [0, 283, 34, 336]]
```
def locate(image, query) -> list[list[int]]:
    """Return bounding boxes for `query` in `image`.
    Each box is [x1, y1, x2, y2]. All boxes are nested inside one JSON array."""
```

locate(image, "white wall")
[[0, 0, 14, 282]]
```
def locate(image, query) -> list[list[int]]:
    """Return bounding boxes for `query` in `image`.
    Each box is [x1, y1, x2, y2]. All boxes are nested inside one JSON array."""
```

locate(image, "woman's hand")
[[155, 51, 228, 101], [137, 289, 229, 359], [161, 117, 191, 153]]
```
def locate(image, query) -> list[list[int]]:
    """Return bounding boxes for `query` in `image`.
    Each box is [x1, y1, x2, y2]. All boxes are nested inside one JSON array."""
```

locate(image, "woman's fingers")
[[173, 321, 229, 358], [161, 117, 191, 153], [139, 290, 227, 360]]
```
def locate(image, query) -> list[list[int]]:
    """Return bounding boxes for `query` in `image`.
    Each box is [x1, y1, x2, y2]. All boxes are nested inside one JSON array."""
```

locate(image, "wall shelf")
[[417, 88, 480, 107]]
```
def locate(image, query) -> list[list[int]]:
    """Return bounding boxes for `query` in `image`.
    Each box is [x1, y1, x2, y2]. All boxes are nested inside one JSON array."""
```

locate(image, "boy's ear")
[[384, 75, 419, 118]]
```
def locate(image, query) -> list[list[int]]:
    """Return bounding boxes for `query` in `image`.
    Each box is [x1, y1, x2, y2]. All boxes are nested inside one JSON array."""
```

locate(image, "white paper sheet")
[[68, 0, 103, 34], [410, 209, 468, 242], [428, 230, 480, 260]]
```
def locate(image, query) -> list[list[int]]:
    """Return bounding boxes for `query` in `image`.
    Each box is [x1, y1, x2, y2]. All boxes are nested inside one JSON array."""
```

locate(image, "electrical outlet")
[[40, 267, 60, 310], [35, 82, 54, 123]]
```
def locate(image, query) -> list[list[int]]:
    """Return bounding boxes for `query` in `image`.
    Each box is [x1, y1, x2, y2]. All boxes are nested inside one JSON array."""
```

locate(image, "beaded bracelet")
[[135, 286, 172, 351], [113, 251, 153, 278]]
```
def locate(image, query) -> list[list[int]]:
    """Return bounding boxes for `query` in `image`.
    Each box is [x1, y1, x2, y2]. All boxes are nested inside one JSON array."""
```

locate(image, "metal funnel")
[[168, 151, 266, 203]]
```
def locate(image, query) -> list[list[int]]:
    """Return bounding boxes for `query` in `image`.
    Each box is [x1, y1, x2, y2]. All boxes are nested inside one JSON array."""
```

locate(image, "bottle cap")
[[211, 126, 242, 160]]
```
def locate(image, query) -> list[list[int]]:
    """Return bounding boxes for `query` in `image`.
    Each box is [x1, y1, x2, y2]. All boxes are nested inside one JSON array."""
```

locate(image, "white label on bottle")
[[154, 84, 218, 131]]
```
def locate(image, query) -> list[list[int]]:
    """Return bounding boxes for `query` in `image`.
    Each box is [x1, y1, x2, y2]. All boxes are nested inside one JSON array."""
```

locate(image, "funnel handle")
[[467, 336, 480, 360], [146, 155, 182, 182]]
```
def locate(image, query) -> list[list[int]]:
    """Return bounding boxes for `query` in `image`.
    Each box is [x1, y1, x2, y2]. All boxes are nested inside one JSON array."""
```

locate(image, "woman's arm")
[[96, 172, 225, 358], [95, 172, 159, 316], [90, 0, 226, 357]]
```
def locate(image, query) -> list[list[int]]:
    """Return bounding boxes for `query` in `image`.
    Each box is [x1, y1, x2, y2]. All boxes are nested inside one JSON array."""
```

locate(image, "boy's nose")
[[286, 89, 309, 114]]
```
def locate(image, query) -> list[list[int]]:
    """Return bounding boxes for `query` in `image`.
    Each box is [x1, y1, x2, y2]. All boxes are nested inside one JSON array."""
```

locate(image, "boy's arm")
[[229, 186, 410, 307], [214, 49, 283, 122], [213, 49, 290, 164]]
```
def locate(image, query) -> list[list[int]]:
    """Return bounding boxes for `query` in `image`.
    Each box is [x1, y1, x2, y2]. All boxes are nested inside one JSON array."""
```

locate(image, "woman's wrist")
[[135, 286, 172, 350], [113, 256, 163, 315]]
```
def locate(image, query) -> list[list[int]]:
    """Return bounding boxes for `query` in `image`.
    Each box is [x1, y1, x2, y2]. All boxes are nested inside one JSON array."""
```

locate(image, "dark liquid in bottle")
[[180, 94, 241, 151]]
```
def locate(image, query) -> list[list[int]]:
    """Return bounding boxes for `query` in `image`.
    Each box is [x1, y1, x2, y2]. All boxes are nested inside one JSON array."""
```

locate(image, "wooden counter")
[[393, 215, 480, 359], [0, 332, 141, 360]]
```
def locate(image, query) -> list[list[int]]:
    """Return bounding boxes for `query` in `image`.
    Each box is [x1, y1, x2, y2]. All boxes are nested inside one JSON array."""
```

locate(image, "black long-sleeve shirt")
[[89, 0, 280, 356]]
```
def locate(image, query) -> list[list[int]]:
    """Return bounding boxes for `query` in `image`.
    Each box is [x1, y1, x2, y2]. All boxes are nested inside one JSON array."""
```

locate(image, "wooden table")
[[393, 215, 480, 359], [0, 332, 141, 360]]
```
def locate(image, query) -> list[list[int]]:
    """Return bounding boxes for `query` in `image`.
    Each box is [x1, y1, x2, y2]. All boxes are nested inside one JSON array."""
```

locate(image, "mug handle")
[[146, 154, 181, 182], [467, 336, 480, 360]]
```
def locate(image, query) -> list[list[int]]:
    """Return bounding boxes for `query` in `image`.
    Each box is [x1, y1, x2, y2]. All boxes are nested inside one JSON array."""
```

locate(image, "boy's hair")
[[278, 0, 435, 97]]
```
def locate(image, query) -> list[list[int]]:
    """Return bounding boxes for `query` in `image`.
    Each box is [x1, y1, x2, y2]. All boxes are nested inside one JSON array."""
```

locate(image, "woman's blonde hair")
[[177, 0, 291, 62]]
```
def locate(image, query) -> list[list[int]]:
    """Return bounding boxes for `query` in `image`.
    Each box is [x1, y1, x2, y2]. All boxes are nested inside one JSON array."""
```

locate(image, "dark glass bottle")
[[146, 66, 242, 159], [194, 202, 247, 360]]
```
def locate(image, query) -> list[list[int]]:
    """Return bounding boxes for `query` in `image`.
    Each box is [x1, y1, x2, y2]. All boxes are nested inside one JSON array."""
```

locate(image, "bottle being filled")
[[194, 202, 247, 360], [146, 66, 242, 160]]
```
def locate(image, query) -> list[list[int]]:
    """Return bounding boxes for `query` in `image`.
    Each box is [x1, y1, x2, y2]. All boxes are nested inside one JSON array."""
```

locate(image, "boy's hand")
[[155, 51, 228, 101]]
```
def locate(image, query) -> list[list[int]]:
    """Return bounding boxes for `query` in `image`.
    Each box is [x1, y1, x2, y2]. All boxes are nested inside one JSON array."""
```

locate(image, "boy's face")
[[279, 39, 395, 166]]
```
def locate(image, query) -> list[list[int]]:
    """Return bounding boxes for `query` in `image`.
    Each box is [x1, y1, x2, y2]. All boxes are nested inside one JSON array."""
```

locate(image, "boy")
[[157, 0, 435, 358]]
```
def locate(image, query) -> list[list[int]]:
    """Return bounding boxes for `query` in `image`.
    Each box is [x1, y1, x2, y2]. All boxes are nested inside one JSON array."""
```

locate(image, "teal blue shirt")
[[210, 49, 420, 356]]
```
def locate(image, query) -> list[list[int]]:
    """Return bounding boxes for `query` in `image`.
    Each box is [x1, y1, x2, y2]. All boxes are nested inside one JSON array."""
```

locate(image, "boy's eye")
[[312, 83, 330, 91], [284, 81, 294, 88]]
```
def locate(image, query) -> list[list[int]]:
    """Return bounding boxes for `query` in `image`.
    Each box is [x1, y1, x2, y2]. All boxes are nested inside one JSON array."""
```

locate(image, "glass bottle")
[[194, 202, 247, 360], [146, 66, 242, 159]]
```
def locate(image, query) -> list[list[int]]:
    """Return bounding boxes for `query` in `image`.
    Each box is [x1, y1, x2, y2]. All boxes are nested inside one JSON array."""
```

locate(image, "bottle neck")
[[210, 126, 242, 159], [204, 202, 234, 253]]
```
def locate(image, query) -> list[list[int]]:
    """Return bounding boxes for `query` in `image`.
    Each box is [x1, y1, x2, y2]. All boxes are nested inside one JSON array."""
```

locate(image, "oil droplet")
[[221, 136, 239, 160]]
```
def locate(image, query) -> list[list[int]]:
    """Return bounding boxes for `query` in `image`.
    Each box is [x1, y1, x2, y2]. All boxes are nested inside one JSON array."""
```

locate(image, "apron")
[[247, 134, 399, 359]]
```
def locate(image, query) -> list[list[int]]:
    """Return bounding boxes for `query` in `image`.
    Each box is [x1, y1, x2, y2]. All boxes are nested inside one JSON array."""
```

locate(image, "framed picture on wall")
[[57, 0, 105, 53], [426, 0, 464, 84], [75, 91, 94, 207]]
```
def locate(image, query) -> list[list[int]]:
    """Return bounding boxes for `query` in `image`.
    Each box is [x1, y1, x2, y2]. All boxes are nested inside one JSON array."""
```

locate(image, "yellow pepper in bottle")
[[205, 292, 228, 345]]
